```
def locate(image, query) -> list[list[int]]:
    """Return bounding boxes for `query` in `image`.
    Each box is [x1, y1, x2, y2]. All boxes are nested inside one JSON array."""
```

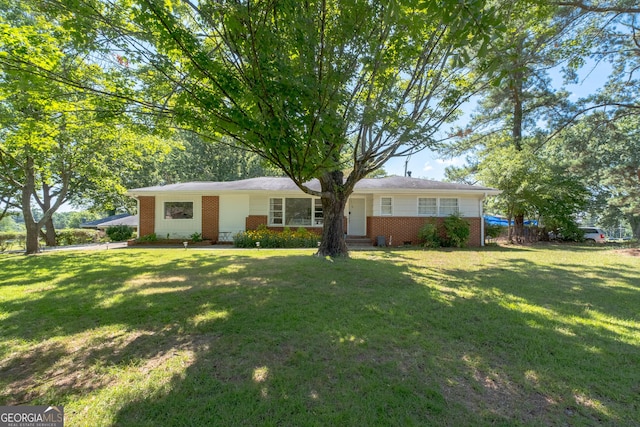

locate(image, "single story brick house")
[[127, 176, 500, 247]]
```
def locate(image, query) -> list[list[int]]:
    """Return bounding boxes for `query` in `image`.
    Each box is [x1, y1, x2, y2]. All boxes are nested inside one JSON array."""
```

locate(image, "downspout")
[[480, 193, 486, 247]]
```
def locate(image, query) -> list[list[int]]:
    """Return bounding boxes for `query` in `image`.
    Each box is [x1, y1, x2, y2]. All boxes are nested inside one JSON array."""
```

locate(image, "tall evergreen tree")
[[441, 3, 590, 241]]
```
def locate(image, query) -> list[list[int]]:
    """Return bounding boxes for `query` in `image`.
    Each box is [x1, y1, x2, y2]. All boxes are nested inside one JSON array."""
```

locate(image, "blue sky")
[[382, 59, 612, 181]]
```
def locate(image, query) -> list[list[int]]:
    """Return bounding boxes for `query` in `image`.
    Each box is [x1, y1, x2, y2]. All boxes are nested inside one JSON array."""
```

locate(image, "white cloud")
[[436, 157, 465, 167], [422, 163, 434, 172]]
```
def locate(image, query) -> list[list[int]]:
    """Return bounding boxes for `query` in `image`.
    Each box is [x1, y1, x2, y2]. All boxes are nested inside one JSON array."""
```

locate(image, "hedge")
[[55, 229, 102, 246], [0, 232, 25, 252], [0, 229, 104, 251]]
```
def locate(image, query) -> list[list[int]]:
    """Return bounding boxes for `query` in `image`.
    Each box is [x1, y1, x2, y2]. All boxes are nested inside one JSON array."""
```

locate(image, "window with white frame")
[[269, 197, 323, 226], [439, 198, 459, 216], [314, 199, 323, 225], [381, 197, 393, 216], [269, 198, 283, 225], [164, 202, 193, 219], [418, 197, 437, 216], [285, 198, 312, 225]]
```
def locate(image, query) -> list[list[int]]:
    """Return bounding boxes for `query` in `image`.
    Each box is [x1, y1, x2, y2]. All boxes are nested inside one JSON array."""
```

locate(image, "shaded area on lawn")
[[0, 248, 638, 426]]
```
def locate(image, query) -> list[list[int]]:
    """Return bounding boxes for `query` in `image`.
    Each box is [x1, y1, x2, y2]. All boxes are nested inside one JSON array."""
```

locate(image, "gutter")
[[131, 195, 141, 235]]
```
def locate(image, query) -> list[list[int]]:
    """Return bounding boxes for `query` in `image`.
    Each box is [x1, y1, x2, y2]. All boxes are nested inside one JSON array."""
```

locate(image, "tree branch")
[[556, 1, 640, 13]]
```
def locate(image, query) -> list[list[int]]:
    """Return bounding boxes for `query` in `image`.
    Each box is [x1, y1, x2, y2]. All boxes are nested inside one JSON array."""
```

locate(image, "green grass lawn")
[[1, 246, 638, 426]]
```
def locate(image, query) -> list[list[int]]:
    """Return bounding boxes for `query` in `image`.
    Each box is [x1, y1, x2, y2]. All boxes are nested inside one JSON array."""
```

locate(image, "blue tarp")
[[484, 215, 538, 226]]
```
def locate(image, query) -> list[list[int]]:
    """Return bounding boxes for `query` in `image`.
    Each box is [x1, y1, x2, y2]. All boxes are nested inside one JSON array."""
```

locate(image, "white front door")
[[219, 195, 250, 234], [348, 198, 366, 236]]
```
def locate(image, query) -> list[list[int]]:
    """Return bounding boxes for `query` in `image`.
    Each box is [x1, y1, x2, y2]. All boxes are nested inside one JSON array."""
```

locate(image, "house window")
[[269, 197, 323, 226], [381, 197, 393, 216], [285, 198, 312, 225], [164, 202, 193, 219], [314, 199, 323, 225], [439, 198, 459, 216], [269, 198, 283, 225], [418, 198, 437, 216]]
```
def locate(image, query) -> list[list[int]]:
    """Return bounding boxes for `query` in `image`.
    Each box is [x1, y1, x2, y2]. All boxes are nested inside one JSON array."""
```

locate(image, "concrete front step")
[[345, 236, 373, 246]]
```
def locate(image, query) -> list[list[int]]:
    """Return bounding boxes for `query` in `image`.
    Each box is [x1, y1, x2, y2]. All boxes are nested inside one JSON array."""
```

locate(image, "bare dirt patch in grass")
[[613, 248, 640, 257]]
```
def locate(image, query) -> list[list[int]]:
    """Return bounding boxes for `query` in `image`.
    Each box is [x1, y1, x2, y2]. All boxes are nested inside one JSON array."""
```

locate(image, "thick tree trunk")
[[41, 183, 57, 246], [509, 49, 524, 238], [43, 217, 57, 247], [24, 219, 41, 254], [506, 209, 514, 243], [514, 213, 525, 243], [512, 75, 523, 151], [628, 214, 640, 239], [22, 156, 40, 255], [316, 171, 351, 257]]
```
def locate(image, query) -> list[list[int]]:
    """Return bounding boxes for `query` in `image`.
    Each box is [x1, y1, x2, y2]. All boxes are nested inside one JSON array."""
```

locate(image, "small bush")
[[106, 225, 135, 242], [138, 233, 158, 242], [418, 222, 440, 248], [233, 225, 320, 248], [190, 232, 203, 242], [418, 215, 471, 248], [55, 229, 101, 246], [442, 214, 470, 248], [485, 223, 503, 240], [558, 224, 584, 242]]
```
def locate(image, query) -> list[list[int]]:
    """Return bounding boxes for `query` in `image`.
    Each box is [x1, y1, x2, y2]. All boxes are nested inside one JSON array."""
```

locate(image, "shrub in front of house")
[[442, 214, 470, 247], [418, 214, 471, 248], [137, 233, 158, 242], [233, 225, 320, 248], [417, 221, 440, 248], [106, 225, 135, 242]]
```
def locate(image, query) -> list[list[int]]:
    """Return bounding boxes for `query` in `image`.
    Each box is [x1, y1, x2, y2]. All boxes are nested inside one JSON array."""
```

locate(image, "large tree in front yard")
[[39, 0, 510, 256], [0, 5, 164, 254]]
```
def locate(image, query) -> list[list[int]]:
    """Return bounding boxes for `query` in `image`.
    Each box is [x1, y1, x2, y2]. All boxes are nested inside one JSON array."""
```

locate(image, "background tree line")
[[441, 0, 640, 241]]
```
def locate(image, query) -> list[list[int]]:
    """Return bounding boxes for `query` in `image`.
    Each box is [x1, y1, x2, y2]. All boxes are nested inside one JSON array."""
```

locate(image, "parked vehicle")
[[579, 227, 606, 243]]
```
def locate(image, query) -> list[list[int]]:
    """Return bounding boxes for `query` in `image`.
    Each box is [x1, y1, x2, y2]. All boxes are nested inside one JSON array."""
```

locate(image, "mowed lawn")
[[0, 246, 638, 426]]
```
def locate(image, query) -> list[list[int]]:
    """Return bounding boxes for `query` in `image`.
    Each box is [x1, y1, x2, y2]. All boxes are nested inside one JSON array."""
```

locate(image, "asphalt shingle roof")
[[128, 176, 498, 194], [96, 215, 138, 228], [80, 213, 133, 228]]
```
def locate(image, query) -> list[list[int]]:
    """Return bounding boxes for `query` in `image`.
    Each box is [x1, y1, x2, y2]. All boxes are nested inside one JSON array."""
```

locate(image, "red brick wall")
[[201, 196, 219, 241], [367, 216, 483, 247], [246, 215, 268, 230], [468, 218, 481, 248], [138, 196, 155, 237], [267, 227, 322, 235]]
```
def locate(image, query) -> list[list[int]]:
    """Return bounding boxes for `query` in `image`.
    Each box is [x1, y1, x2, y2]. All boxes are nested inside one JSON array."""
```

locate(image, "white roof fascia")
[[126, 178, 501, 197], [353, 189, 501, 197], [128, 188, 500, 198]]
